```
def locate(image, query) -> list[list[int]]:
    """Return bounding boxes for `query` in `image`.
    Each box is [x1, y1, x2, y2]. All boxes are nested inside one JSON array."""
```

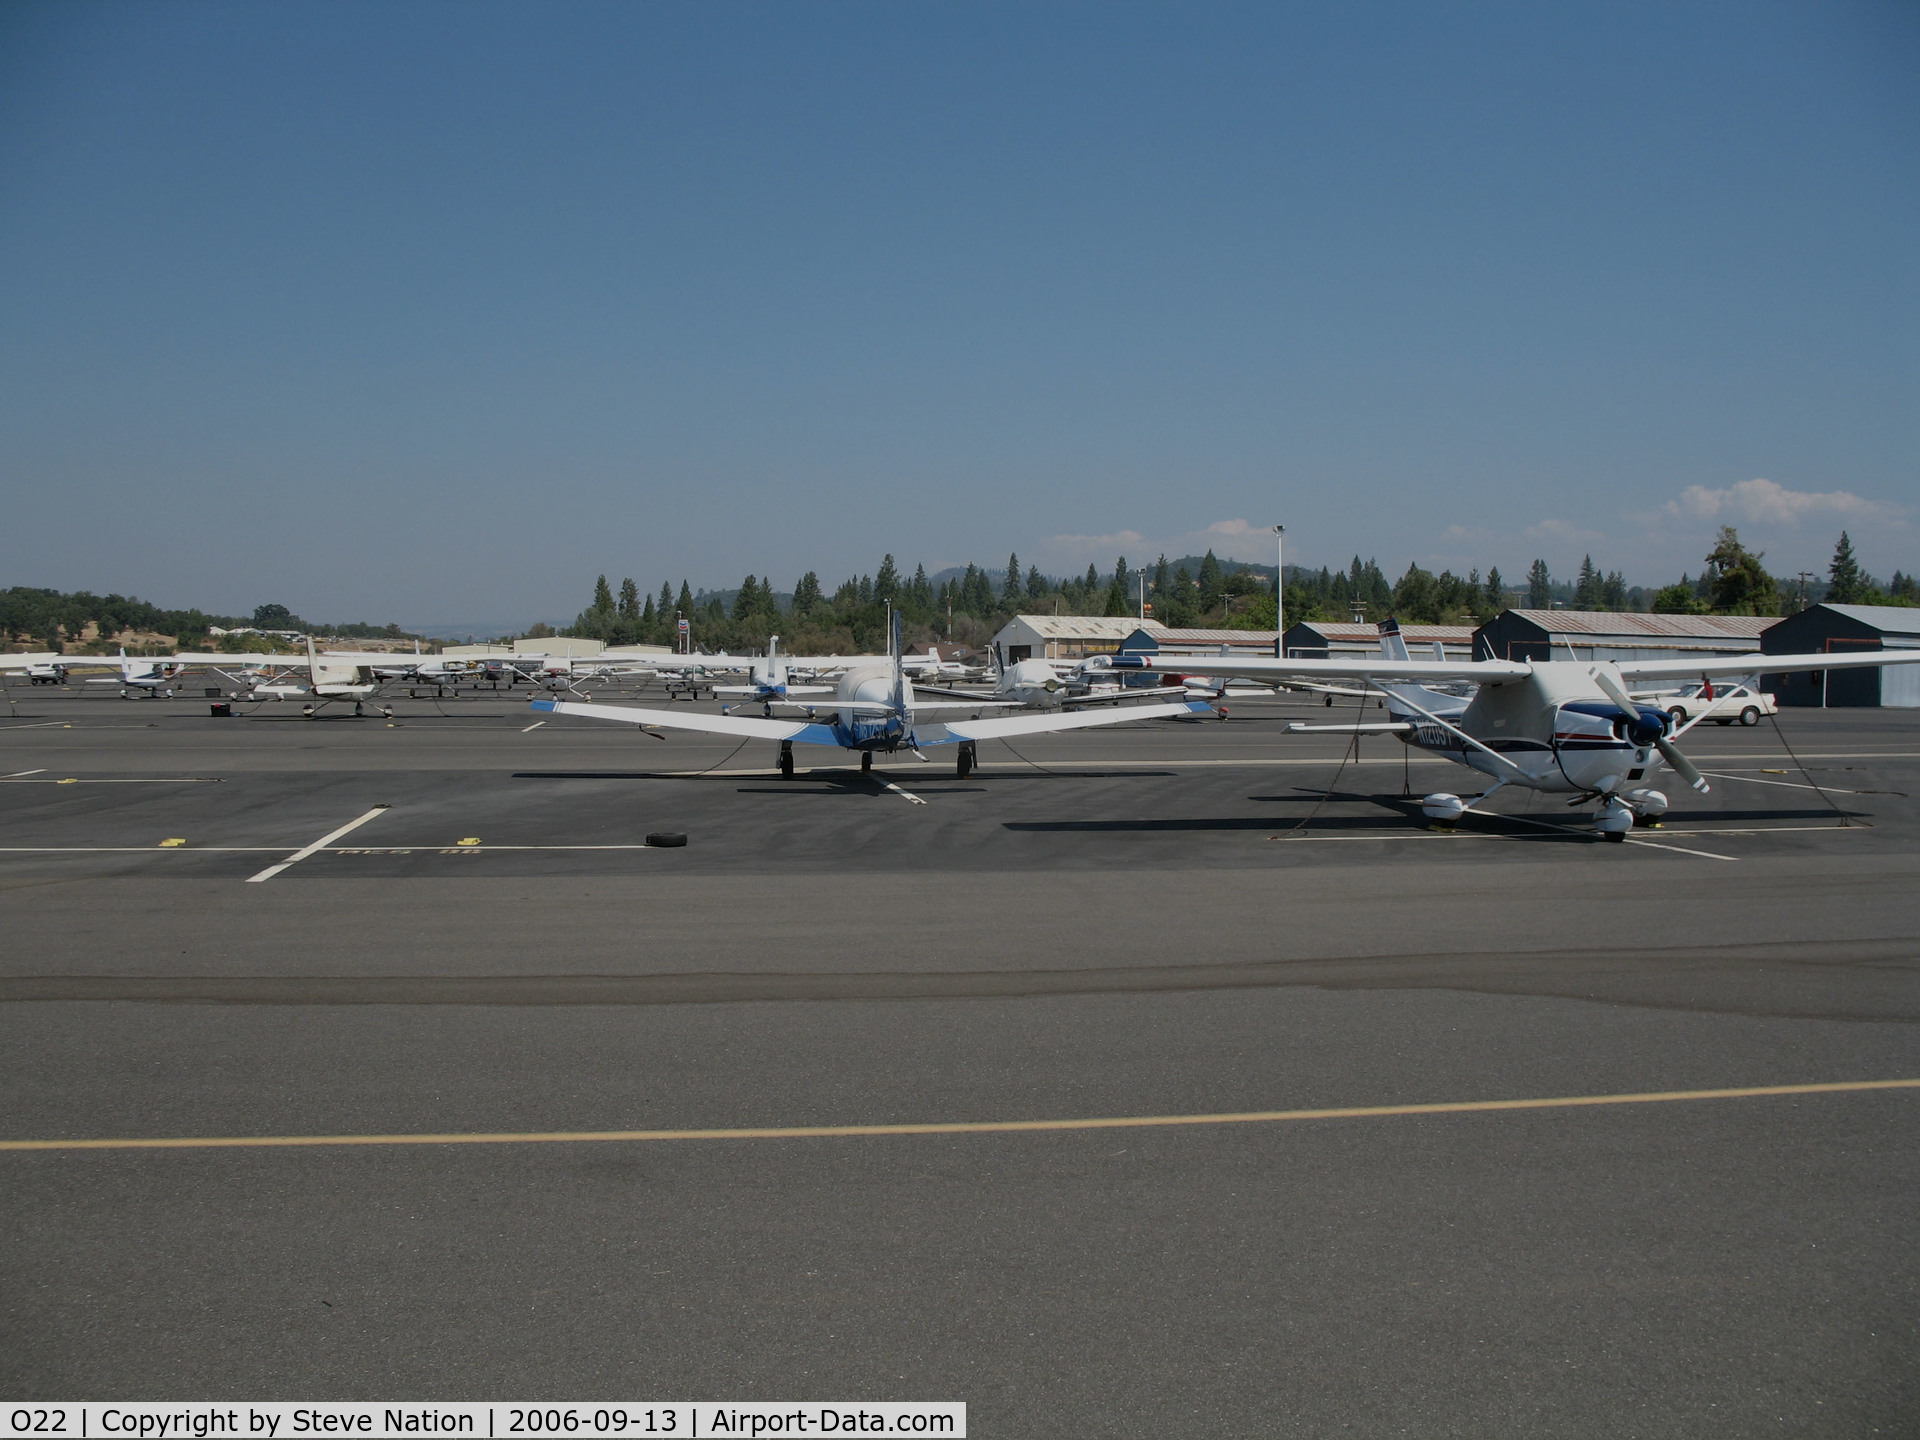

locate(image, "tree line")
[[0, 591, 421, 653]]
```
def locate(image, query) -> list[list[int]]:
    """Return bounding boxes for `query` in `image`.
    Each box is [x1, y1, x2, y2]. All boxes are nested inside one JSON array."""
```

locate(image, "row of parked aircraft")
[[536, 615, 1920, 840], [6, 623, 1916, 841]]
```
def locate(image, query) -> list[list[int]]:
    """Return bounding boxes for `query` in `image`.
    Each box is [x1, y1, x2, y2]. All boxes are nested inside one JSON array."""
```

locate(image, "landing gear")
[[956, 742, 976, 779], [779, 741, 795, 779], [1594, 797, 1635, 843], [860, 750, 873, 773]]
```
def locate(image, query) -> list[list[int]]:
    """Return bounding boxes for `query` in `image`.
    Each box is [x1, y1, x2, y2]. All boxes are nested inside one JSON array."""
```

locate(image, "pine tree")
[[1526, 560, 1552, 609], [792, 572, 823, 616], [1603, 571, 1627, 610], [592, 575, 615, 615], [1827, 531, 1863, 605], [1005, 553, 1021, 600], [1484, 567, 1504, 611], [617, 578, 639, 622], [676, 581, 693, 615], [641, 594, 655, 625], [1575, 555, 1599, 609], [1105, 557, 1132, 617], [1153, 555, 1169, 598], [1197, 550, 1224, 611], [874, 555, 899, 602], [1026, 564, 1045, 600], [732, 575, 762, 621], [659, 582, 674, 617]]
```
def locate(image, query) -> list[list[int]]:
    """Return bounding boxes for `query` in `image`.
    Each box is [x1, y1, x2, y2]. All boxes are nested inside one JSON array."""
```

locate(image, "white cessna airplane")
[[223, 639, 392, 717], [72, 649, 183, 697], [1109, 623, 1920, 840], [534, 614, 1214, 777]]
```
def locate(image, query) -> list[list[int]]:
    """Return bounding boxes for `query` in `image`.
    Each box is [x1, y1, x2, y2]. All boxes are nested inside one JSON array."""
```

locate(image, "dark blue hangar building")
[[1761, 604, 1920, 708]]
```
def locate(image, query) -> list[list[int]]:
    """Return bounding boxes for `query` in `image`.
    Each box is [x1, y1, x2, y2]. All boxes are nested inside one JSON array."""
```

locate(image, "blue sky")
[[2, 1, 1915, 628]]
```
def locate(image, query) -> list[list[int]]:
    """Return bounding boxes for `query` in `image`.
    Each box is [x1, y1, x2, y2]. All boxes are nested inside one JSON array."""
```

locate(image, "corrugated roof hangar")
[[1474, 609, 1771, 664], [1760, 604, 1920, 707]]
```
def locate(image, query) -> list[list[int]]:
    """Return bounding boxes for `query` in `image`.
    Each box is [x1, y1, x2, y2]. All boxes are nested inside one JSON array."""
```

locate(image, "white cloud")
[[1663, 477, 1896, 527], [1045, 529, 1146, 557], [1043, 519, 1281, 569], [1523, 517, 1606, 545]]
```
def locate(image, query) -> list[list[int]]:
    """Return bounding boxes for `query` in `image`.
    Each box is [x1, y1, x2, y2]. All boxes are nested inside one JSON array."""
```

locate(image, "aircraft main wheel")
[[779, 743, 795, 779], [860, 751, 873, 774], [1668, 707, 1687, 723], [957, 742, 975, 779], [1740, 706, 1760, 726], [1602, 830, 1627, 843]]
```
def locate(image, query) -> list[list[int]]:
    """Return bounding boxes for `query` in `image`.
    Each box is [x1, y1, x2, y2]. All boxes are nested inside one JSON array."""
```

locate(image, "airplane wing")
[[530, 698, 837, 743], [941, 699, 1214, 741], [1615, 650, 1920, 681], [1112, 655, 1532, 684]]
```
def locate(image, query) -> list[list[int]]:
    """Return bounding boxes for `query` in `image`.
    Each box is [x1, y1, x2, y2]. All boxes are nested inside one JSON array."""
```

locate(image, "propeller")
[[1591, 667, 1709, 794]]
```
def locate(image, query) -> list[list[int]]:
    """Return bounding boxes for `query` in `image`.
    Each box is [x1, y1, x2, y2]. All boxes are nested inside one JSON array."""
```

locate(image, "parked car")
[[1661, 681, 1776, 726]]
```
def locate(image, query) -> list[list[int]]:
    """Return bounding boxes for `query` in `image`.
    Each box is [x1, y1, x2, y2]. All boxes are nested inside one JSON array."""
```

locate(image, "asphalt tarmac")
[[2, 682, 1917, 1436]]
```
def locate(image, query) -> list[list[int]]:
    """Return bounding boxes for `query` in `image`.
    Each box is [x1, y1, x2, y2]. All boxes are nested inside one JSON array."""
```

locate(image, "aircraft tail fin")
[[306, 635, 320, 683], [889, 609, 907, 718], [1378, 617, 1411, 663]]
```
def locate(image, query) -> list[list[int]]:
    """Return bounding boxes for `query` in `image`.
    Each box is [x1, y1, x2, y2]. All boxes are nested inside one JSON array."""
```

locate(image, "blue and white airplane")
[[533, 614, 1213, 777], [714, 636, 839, 715]]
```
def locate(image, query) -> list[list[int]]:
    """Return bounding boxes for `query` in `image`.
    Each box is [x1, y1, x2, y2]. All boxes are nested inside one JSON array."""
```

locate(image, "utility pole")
[[1797, 571, 1814, 612], [1138, 567, 1148, 621]]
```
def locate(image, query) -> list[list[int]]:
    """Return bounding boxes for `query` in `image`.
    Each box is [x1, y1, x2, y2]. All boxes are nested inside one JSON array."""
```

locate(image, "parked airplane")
[[70, 650, 184, 697], [238, 639, 392, 717], [715, 637, 838, 715], [1110, 623, 1920, 840], [913, 655, 1205, 712], [534, 615, 1213, 777]]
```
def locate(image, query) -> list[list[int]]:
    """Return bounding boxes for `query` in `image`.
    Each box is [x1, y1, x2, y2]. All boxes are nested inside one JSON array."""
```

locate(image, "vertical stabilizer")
[[307, 636, 320, 684], [1377, 617, 1411, 663], [890, 609, 907, 718]]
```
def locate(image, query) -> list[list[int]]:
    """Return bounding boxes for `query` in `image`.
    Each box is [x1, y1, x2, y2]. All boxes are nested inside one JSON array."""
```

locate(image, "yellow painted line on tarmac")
[[4, 1079, 1913, 1153]]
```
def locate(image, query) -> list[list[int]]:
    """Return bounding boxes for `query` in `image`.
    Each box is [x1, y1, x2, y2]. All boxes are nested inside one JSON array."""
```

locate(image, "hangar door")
[[1884, 642, 1920, 708]]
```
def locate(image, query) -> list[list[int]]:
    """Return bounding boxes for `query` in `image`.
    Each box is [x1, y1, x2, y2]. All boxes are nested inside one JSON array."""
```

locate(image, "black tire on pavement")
[[645, 832, 689, 848]]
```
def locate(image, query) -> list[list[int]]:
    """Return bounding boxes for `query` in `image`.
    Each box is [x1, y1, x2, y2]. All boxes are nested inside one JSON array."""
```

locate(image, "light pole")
[[1138, 567, 1148, 622], [1273, 524, 1285, 644]]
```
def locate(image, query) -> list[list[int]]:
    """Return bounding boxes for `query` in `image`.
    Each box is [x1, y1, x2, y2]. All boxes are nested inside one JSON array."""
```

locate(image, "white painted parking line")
[[1623, 838, 1739, 861], [880, 780, 928, 805], [0, 777, 219, 784], [0, 722, 69, 731], [1700, 770, 1868, 795], [3, 769, 46, 778], [522, 720, 547, 731], [246, 805, 391, 883], [1461, 803, 1738, 860]]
